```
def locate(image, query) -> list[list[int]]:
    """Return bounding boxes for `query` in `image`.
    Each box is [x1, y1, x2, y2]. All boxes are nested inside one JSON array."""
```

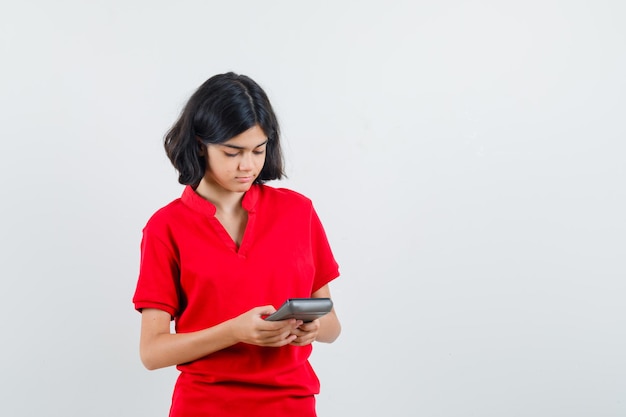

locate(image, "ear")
[[196, 137, 206, 157]]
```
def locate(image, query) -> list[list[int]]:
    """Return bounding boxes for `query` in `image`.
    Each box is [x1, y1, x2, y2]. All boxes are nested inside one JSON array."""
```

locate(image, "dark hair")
[[164, 72, 284, 185]]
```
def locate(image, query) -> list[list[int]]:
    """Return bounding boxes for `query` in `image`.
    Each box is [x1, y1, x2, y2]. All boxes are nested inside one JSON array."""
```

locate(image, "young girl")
[[133, 72, 341, 416]]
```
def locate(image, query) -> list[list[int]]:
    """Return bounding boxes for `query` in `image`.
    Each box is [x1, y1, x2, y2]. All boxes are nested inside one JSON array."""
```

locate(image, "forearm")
[[316, 309, 341, 343], [140, 319, 237, 370], [309, 284, 341, 343]]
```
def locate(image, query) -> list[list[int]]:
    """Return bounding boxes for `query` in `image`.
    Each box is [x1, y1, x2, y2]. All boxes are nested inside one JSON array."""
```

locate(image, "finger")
[[290, 336, 311, 346], [298, 321, 319, 331], [266, 334, 297, 347], [254, 305, 278, 316], [261, 328, 296, 344], [260, 318, 299, 330], [259, 323, 298, 336], [290, 336, 303, 346], [293, 326, 317, 336], [289, 327, 306, 337]]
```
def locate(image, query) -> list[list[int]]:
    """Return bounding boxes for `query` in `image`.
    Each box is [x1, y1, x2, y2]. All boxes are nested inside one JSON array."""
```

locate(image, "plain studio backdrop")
[[1, 1, 624, 416]]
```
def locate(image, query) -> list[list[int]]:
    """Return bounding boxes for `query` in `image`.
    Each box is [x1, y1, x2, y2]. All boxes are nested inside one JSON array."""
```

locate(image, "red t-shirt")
[[133, 184, 339, 416]]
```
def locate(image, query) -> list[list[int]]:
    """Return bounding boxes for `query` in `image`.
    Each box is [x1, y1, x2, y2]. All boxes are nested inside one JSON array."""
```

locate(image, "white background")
[[1, 1, 625, 416]]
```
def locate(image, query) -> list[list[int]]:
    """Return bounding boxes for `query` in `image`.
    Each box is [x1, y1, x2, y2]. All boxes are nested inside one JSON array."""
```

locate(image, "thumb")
[[255, 305, 277, 316]]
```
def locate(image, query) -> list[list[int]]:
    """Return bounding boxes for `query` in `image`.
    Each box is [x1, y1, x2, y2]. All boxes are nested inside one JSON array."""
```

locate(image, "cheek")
[[206, 158, 234, 177]]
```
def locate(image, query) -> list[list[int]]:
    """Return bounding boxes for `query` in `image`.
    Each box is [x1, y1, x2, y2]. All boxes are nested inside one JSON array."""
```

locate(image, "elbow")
[[140, 348, 163, 371], [142, 359, 160, 371], [140, 354, 157, 371], [328, 322, 342, 343]]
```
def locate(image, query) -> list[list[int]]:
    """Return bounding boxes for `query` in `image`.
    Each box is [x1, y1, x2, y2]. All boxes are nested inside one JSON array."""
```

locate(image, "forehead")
[[221, 125, 268, 148]]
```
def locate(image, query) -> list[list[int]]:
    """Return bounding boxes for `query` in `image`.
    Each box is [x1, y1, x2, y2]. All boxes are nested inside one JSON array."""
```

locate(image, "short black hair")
[[164, 72, 284, 185]]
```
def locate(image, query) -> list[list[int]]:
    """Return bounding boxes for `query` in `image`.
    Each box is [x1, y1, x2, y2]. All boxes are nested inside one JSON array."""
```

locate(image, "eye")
[[253, 149, 266, 155], [224, 151, 239, 157]]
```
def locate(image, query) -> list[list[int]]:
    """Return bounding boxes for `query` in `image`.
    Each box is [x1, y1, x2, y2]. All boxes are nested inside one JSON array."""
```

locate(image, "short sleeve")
[[310, 207, 340, 292], [132, 226, 181, 318]]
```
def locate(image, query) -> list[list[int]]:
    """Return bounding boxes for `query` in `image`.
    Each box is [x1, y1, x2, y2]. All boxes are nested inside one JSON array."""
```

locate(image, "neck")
[[195, 178, 246, 214]]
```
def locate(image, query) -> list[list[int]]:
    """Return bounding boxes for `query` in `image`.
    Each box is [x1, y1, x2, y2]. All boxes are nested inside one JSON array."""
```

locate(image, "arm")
[[290, 284, 341, 346], [139, 306, 302, 370]]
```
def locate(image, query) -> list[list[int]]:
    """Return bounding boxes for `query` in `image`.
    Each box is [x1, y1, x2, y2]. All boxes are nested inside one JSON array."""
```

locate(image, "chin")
[[231, 182, 254, 192]]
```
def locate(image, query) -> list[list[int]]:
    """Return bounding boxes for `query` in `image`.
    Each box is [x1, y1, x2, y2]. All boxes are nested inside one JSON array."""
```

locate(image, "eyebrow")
[[221, 139, 268, 150]]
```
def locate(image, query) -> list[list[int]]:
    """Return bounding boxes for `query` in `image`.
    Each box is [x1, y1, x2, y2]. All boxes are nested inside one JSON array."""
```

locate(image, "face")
[[202, 124, 268, 194]]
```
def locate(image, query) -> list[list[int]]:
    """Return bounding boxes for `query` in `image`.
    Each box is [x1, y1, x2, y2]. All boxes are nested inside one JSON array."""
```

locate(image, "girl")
[[133, 72, 341, 416]]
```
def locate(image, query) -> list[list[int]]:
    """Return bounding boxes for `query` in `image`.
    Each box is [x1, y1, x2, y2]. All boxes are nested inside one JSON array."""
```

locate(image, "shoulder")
[[256, 184, 314, 210], [143, 197, 188, 234]]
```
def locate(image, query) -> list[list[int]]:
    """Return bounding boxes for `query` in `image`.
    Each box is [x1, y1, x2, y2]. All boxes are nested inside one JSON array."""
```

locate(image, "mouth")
[[235, 176, 255, 183]]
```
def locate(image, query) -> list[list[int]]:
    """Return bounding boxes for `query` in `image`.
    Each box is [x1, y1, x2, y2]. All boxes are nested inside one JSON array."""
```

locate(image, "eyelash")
[[224, 150, 266, 157]]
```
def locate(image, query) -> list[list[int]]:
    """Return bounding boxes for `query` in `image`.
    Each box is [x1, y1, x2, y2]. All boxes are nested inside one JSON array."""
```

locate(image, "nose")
[[239, 151, 253, 171]]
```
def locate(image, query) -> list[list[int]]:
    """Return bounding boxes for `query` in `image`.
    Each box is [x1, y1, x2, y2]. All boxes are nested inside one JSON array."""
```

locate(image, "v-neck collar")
[[181, 185, 260, 256], [181, 184, 260, 216]]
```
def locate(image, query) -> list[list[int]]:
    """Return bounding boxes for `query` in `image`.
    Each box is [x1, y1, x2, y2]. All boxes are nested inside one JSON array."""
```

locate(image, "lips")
[[235, 176, 254, 183]]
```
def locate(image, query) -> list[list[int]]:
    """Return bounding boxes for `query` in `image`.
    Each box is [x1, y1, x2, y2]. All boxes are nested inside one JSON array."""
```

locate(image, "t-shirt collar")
[[181, 184, 260, 216]]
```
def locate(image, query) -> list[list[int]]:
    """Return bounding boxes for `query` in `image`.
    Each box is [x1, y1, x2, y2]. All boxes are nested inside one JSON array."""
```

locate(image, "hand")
[[289, 319, 321, 346], [230, 306, 303, 347]]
